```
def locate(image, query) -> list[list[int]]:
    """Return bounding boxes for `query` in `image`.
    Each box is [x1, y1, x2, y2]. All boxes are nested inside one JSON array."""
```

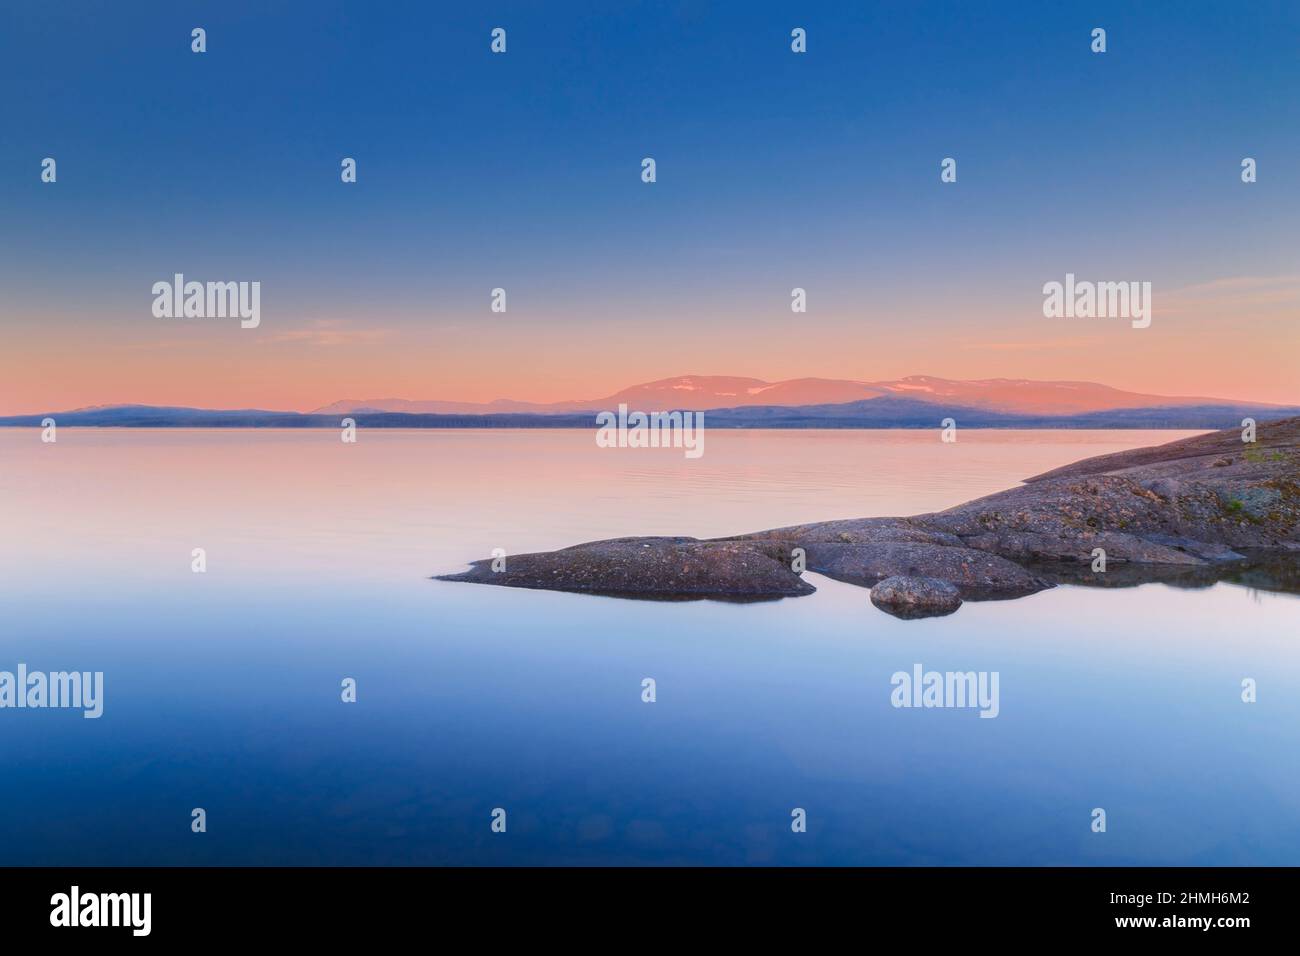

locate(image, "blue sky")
[[1, 0, 1297, 410]]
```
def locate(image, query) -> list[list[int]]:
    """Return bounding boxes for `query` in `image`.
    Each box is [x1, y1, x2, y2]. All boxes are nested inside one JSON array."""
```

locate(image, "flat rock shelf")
[[437, 417, 1300, 618]]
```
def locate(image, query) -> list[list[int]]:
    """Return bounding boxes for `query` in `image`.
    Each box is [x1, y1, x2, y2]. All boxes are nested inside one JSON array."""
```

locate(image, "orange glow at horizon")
[[4, 287, 1299, 413]]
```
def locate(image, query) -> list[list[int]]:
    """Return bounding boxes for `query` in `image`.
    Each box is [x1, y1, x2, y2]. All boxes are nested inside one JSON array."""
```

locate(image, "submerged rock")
[[437, 417, 1300, 615], [869, 576, 963, 619]]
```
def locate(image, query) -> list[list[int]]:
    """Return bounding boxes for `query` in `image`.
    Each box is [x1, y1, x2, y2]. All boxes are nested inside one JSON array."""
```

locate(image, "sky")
[[1, 0, 1297, 413]]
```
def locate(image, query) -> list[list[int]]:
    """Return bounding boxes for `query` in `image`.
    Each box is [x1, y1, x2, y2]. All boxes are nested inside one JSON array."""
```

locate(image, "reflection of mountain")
[[310, 374, 1274, 416], [4, 396, 1299, 430]]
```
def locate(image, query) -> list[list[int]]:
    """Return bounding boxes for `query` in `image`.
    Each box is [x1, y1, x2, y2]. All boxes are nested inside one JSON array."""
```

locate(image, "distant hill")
[[702, 398, 1300, 430], [4, 396, 1298, 430], [310, 374, 1272, 417]]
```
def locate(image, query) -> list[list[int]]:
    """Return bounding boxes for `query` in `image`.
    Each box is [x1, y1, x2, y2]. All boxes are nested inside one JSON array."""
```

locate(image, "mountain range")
[[309, 375, 1268, 417], [4, 376, 1297, 429]]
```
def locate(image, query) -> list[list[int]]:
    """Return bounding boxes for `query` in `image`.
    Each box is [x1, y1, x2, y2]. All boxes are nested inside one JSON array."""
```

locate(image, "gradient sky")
[[1, 0, 1297, 413]]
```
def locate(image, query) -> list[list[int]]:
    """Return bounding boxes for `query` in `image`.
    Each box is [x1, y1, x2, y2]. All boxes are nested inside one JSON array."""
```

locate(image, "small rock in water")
[[870, 575, 963, 619]]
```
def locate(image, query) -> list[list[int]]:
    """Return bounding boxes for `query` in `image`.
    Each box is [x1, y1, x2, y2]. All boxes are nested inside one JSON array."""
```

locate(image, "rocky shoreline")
[[436, 417, 1300, 617]]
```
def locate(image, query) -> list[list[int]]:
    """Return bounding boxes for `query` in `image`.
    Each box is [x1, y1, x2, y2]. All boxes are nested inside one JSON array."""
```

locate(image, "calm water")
[[1, 428, 1297, 865]]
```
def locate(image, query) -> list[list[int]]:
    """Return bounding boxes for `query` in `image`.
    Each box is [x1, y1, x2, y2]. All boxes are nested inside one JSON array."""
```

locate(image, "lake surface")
[[2, 428, 1297, 865]]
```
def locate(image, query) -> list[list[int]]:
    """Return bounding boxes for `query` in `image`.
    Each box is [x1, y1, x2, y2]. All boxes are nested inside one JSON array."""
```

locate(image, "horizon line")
[[11, 370, 1298, 418]]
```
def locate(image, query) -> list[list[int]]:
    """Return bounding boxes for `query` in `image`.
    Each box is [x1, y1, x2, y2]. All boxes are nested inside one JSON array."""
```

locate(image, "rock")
[[435, 536, 815, 600], [918, 415, 1300, 560], [870, 576, 963, 619], [800, 541, 1048, 599], [738, 517, 964, 549], [437, 417, 1300, 614]]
